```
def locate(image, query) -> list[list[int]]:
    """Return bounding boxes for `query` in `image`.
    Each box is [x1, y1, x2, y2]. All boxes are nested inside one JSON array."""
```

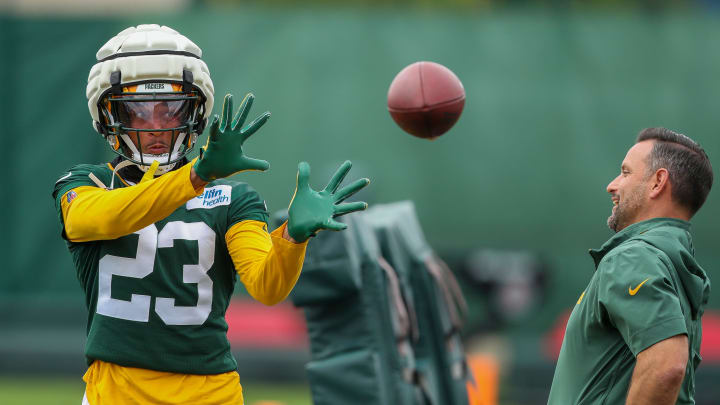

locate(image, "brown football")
[[387, 61, 465, 139]]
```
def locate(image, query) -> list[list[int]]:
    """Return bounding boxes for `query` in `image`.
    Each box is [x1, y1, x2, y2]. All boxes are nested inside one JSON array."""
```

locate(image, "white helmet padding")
[[86, 24, 214, 173]]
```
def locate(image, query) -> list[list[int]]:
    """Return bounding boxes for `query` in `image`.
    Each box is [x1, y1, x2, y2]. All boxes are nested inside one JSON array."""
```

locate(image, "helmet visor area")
[[114, 97, 193, 130]]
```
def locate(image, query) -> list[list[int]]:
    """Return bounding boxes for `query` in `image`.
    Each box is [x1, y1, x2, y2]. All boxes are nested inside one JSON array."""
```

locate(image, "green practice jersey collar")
[[588, 217, 691, 269]]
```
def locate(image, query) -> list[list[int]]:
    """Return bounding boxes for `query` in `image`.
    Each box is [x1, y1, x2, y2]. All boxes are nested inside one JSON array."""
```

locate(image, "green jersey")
[[52, 162, 269, 374], [548, 218, 710, 405]]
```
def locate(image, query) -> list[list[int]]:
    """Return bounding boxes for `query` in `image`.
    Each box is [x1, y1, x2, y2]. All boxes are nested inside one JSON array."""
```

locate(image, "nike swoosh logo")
[[55, 172, 72, 184], [629, 278, 650, 296], [576, 291, 586, 305]]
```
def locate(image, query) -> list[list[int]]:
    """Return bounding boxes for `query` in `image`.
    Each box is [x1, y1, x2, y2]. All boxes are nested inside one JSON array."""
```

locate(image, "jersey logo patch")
[[629, 278, 650, 296], [66, 190, 78, 204], [187, 185, 232, 210]]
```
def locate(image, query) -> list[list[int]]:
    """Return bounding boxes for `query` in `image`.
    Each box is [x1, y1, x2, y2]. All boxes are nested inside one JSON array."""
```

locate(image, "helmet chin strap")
[[119, 132, 186, 176], [132, 154, 178, 175], [109, 159, 136, 189]]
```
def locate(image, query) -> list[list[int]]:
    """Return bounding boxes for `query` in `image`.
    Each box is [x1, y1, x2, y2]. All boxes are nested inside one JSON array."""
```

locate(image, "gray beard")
[[607, 196, 642, 233], [607, 175, 651, 233], [607, 207, 620, 232]]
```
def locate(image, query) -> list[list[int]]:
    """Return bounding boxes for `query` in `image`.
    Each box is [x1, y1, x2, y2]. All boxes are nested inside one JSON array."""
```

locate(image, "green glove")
[[193, 93, 270, 181], [288, 160, 370, 242]]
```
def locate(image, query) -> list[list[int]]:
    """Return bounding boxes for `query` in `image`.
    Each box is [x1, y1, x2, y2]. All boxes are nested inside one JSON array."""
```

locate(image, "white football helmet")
[[86, 24, 214, 174]]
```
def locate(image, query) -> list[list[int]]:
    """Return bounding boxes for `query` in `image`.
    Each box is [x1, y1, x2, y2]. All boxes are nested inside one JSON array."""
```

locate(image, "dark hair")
[[636, 127, 713, 216]]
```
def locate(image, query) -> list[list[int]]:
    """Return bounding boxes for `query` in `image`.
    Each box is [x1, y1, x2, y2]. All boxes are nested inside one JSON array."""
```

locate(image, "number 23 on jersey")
[[96, 221, 216, 326]]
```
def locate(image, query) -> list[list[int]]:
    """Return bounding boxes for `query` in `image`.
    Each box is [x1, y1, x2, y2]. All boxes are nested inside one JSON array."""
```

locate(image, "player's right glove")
[[193, 93, 270, 181]]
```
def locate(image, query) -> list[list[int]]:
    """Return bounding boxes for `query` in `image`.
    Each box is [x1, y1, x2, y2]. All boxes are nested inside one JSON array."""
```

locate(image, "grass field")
[[0, 377, 312, 405]]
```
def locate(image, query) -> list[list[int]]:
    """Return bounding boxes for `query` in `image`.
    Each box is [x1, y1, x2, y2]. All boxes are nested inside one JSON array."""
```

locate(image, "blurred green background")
[[1, 0, 719, 404]]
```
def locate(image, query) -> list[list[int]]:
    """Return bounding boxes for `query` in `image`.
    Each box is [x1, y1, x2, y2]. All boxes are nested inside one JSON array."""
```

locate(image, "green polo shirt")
[[548, 218, 710, 405]]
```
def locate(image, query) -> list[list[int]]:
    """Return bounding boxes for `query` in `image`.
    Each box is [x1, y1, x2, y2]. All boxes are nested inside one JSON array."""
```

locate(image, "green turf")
[[243, 382, 312, 405], [0, 377, 85, 405], [0, 377, 312, 405]]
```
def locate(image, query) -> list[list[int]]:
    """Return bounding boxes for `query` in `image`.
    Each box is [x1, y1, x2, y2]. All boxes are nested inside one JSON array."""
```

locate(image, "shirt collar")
[[588, 217, 691, 269], [110, 156, 188, 185]]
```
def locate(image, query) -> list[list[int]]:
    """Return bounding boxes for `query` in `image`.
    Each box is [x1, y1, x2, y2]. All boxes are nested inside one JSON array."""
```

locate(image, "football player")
[[52, 24, 369, 405]]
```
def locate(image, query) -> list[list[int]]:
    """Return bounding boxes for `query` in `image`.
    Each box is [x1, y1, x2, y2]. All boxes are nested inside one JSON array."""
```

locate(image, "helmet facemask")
[[98, 80, 206, 174]]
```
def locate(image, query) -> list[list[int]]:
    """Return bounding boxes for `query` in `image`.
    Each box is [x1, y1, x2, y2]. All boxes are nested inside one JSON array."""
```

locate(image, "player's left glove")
[[287, 160, 370, 242], [193, 93, 270, 181]]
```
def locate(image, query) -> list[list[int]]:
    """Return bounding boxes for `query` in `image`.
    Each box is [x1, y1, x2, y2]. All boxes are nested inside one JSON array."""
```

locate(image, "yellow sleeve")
[[60, 161, 204, 242], [225, 220, 308, 306]]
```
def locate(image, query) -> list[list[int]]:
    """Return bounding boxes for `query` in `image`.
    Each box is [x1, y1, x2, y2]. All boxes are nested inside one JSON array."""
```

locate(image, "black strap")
[[98, 50, 201, 62], [182, 69, 194, 93], [110, 71, 121, 86], [110, 71, 122, 95]]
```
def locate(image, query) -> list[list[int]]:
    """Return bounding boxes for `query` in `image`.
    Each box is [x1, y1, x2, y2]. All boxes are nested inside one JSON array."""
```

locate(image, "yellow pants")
[[82, 360, 244, 405]]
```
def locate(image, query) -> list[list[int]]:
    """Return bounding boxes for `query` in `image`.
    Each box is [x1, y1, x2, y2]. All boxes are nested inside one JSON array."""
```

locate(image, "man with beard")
[[547, 127, 713, 405]]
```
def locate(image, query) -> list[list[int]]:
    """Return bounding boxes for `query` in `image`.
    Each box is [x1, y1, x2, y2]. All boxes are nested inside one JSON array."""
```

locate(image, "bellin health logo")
[[186, 185, 232, 210]]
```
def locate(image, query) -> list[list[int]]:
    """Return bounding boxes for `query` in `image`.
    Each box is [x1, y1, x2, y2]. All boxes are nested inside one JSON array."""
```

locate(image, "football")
[[387, 61, 465, 139]]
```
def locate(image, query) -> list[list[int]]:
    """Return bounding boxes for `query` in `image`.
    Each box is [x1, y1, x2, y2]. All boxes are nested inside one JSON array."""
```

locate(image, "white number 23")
[[96, 221, 215, 326]]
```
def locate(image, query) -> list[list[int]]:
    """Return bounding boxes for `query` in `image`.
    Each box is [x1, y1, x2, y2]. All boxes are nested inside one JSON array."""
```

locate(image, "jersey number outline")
[[96, 221, 215, 325]]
